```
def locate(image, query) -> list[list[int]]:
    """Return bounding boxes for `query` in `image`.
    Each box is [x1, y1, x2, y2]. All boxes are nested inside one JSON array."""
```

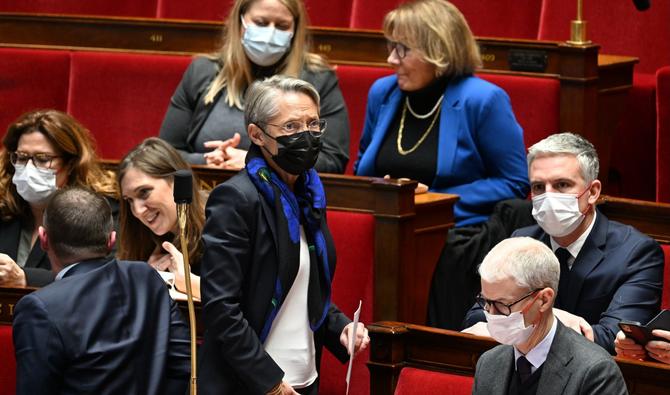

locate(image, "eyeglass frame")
[[386, 40, 410, 59], [475, 288, 542, 316], [263, 118, 327, 137], [9, 151, 62, 170]]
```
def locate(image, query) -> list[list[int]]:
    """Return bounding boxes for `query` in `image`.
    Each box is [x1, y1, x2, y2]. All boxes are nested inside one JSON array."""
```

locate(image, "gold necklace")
[[397, 101, 440, 155]]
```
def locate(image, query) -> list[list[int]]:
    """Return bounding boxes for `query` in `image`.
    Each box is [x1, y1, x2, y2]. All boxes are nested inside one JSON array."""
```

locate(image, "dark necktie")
[[555, 247, 572, 304], [516, 356, 533, 384]]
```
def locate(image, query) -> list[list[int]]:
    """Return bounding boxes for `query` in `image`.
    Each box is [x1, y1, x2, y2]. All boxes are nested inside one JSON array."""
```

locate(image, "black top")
[[374, 76, 449, 186], [159, 57, 351, 173]]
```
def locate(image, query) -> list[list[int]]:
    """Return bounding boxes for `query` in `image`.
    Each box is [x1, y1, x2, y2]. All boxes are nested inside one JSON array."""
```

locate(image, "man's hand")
[[0, 253, 27, 287], [340, 322, 369, 357], [646, 329, 670, 364], [204, 133, 245, 169], [614, 330, 647, 360], [553, 308, 594, 341], [461, 322, 491, 337], [267, 381, 298, 395]]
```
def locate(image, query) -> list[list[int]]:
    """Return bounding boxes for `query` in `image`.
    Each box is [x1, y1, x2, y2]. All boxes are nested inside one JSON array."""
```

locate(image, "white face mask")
[[12, 162, 58, 204], [531, 190, 589, 237], [241, 18, 294, 67], [485, 310, 536, 345]]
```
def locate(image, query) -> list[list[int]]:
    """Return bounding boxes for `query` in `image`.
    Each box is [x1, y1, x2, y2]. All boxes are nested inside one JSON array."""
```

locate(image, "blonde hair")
[[0, 110, 117, 221], [383, 0, 482, 78], [204, 0, 329, 109]]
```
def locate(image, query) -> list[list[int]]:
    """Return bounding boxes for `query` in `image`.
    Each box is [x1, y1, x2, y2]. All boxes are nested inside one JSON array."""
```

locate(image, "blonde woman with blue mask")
[[160, 0, 350, 174]]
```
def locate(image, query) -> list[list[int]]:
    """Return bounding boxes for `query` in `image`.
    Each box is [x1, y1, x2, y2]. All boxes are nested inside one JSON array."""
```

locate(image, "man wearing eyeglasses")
[[472, 237, 627, 395], [463, 133, 663, 354]]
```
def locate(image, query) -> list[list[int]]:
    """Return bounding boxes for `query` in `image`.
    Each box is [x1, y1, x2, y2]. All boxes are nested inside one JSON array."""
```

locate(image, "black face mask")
[[261, 129, 322, 175]]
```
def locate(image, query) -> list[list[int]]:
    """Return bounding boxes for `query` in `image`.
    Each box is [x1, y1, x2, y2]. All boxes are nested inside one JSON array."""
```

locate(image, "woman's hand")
[[614, 330, 647, 360], [204, 133, 246, 169], [162, 241, 201, 300], [147, 250, 172, 271], [266, 381, 298, 395], [383, 175, 429, 194], [646, 329, 670, 364], [0, 253, 27, 287], [340, 322, 370, 357]]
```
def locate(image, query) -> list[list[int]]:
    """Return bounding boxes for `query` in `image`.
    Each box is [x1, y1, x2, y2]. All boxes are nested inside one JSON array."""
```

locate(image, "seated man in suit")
[[12, 187, 190, 395], [464, 132, 664, 353], [472, 237, 626, 395]]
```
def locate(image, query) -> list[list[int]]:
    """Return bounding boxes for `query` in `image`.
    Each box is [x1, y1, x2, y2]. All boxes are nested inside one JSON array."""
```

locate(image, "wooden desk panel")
[[368, 321, 670, 395]]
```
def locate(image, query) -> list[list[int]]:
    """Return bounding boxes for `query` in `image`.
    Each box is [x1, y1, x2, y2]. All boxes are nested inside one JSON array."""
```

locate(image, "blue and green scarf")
[[246, 146, 333, 342]]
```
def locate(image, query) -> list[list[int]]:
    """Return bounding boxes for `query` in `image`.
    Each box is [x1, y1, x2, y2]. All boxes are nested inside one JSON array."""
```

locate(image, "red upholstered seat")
[[304, 0, 354, 28], [394, 367, 474, 395], [157, 0, 230, 21], [661, 244, 670, 310], [657, 67, 670, 203], [349, 0, 541, 38], [335, 65, 394, 174], [0, 48, 70, 141], [320, 210, 374, 395], [0, 325, 16, 395], [67, 51, 191, 159], [538, 0, 670, 200], [0, 0, 157, 17], [478, 73, 560, 147]]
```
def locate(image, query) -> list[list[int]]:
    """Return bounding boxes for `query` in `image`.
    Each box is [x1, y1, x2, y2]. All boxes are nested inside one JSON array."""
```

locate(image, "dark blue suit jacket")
[[12, 258, 190, 395], [464, 211, 664, 353], [354, 74, 529, 226]]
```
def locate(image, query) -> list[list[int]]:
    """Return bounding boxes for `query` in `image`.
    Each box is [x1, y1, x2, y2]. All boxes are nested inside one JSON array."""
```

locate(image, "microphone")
[[633, 0, 650, 11], [173, 169, 193, 204], [172, 169, 197, 395]]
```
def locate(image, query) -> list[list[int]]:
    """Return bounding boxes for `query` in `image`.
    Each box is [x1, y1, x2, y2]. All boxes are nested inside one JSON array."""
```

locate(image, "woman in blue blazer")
[[354, 0, 529, 227]]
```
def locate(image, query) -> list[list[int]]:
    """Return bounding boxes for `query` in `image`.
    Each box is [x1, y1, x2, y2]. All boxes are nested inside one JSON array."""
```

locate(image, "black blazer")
[[0, 197, 120, 287], [198, 170, 350, 395], [13, 258, 191, 395], [464, 210, 664, 353]]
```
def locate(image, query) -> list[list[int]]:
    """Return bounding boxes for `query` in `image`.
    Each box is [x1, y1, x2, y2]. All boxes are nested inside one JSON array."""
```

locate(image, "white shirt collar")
[[514, 315, 558, 373], [550, 211, 597, 263], [55, 262, 80, 280]]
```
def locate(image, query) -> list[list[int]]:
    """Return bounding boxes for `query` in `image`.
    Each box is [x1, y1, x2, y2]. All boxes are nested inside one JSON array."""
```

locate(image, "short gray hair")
[[527, 132, 600, 184], [479, 237, 560, 292], [244, 75, 321, 128]]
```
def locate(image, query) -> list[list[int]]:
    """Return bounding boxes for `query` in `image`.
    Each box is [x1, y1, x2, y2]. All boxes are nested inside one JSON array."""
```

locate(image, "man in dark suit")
[[12, 187, 190, 395], [472, 237, 627, 395], [464, 133, 664, 353]]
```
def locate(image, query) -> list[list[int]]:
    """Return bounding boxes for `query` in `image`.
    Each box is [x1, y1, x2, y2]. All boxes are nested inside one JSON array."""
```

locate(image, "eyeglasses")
[[386, 40, 410, 59], [9, 152, 61, 170], [475, 289, 542, 316], [265, 119, 327, 137]]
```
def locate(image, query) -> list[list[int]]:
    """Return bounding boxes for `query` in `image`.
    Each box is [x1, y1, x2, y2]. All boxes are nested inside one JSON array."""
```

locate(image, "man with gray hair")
[[13, 187, 190, 394], [464, 132, 663, 354], [472, 237, 627, 395]]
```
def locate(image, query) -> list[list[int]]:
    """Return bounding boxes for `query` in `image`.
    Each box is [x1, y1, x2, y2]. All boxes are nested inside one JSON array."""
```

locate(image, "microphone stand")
[[173, 170, 197, 395]]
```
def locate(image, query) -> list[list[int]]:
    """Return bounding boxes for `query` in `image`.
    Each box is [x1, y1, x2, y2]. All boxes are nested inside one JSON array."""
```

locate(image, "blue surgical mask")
[[241, 18, 293, 67]]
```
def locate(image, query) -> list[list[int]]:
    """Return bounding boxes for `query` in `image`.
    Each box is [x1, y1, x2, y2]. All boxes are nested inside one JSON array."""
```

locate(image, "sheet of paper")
[[346, 300, 362, 395]]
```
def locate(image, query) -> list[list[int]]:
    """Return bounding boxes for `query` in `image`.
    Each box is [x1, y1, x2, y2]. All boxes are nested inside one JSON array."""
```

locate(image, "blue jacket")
[[354, 74, 529, 226]]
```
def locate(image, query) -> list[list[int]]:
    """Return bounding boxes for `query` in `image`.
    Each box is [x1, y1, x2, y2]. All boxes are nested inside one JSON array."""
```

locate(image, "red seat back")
[[320, 210, 374, 395], [661, 244, 670, 310], [67, 51, 191, 159], [538, 0, 670, 74], [478, 73, 560, 147], [335, 65, 394, 174], [657, 67, 670, 203], [0, 48, 70, 141], [0, 0, 157, 18], [394, 367, 474, 395], [157, 0, 230, 21], [0, 325, 15, 395]]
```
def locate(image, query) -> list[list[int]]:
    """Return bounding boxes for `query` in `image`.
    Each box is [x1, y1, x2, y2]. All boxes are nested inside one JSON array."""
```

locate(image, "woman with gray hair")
[[198, 75, 368, 395]]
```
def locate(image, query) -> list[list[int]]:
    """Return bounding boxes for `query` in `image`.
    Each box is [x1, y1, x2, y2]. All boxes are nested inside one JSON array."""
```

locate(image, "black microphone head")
[[633, 0, 650, 11], [173, 169, 193, 204]]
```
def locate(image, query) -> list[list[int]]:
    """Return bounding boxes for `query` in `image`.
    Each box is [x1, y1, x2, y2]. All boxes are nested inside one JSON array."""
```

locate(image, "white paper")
[[157, 271, 200, 302], [346, 300, 362, 395]]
